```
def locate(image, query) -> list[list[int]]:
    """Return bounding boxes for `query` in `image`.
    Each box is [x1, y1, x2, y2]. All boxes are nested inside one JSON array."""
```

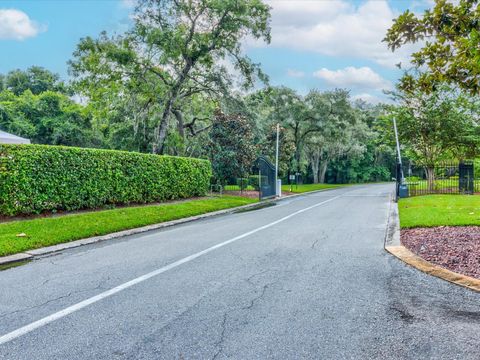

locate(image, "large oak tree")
[[70, 0, 271, 153]]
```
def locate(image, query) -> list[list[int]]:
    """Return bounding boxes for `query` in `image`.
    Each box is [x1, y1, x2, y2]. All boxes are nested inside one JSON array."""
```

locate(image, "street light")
[[275, 123, 280, 197], [393, 117, 408, 198]]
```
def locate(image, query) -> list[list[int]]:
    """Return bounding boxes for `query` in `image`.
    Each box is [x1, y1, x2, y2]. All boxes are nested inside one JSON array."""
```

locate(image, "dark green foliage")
[[0, 90, 99, 148], [2, 66, 67, 95], [0, 144, 212, 216], [385, 0, 480, 94], [236, 178, 249, 191], [248, 175, 261, 190], [208, 110, 257, 184]]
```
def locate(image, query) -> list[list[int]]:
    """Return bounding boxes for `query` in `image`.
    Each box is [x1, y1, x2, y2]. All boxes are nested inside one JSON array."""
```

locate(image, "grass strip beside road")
[[399, 195, 480, 228], [282, 183, 346, 193], [0, 196, 257, 257]]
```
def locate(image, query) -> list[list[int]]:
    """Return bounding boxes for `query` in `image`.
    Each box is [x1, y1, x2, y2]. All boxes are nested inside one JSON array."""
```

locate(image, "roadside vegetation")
[[0, 144, 211, 216], [0, 0, 397, 192], [399, 195, 480, 228], [0, 195, 256, 257]]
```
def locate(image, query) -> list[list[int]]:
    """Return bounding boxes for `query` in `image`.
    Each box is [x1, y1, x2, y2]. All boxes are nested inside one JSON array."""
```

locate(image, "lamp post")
[[393, 117, 404, 183], [275, 123, 280, 196]]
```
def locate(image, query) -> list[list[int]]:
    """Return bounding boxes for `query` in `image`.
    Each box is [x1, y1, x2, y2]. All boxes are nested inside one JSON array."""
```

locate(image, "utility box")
[[399, 184, 409, 198]]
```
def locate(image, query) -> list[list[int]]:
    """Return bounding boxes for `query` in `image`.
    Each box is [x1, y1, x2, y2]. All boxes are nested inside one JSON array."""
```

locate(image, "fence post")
[[258, 167, 262, 201]]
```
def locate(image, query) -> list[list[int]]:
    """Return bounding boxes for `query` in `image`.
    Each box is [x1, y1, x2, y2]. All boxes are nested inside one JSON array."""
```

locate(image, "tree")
[[383, 85, 480, 189], [302, 89, 356, 183], [70, 0, 271, 154], [0, 89, 98, 147], [3, 67, 66, 95], [207, 110, 257, 184], [384, 0, 480, 94], [253, 87, 317, 175]]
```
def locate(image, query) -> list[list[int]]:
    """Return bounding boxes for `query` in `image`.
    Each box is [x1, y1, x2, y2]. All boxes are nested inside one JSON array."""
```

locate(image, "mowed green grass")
[[0, 196, 257, 257], [282, 183, 346, 193], [398, 195, 480, 228]]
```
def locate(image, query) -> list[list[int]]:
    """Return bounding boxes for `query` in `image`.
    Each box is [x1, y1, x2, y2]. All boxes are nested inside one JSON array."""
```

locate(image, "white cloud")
[[256, 0, 420, 68], [286, 69, 305, 78], [120, 0, 137, 8], [0, 9, 45, 40], [313, 66, 391, 91], [351, 93, 386, 105]]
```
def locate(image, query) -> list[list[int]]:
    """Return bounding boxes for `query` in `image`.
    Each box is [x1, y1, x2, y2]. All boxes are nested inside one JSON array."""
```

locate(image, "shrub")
[[248, 175, 260, 190], [0, 144, 212, 216], [248, 175, 269, 191], [236, 177, 249, 191]]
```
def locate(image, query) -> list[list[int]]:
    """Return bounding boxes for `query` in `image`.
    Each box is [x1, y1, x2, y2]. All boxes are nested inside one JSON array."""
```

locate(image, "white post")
[[275, 123, 280, 196], [393, 117, 404, 183]]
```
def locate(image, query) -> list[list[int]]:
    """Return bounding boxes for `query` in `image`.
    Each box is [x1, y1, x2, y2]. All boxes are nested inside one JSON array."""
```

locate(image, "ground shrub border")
[[0, 144, 211, 216]]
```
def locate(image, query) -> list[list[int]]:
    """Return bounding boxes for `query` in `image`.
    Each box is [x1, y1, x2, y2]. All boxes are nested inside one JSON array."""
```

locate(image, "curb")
[[385, 245, 480, 292], [384, 196, 480, 293], [0, 187, 337, 266]]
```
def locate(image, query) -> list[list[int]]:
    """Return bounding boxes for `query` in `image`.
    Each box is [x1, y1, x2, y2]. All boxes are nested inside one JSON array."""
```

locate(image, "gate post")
[[258, 167, 262, 201], [459, 161, 474, 195], [396, 163, 401, 201]]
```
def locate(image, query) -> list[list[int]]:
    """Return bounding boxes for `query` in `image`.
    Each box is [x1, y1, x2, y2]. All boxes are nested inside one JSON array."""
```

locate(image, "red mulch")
[[401, 226, 480, 279], [223, 190, 260, 199], [223, 190, 295, 199]]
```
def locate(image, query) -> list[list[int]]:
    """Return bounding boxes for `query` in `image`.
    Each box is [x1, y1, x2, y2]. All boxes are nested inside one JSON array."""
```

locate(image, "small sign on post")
[[289, 174, 295, 192]]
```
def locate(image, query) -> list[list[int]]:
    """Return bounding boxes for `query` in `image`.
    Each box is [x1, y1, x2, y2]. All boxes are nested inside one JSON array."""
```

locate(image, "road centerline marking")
[[0, 195, 340, 346]]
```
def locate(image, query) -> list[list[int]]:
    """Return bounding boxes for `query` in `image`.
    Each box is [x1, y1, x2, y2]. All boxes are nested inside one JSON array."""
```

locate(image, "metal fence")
[[213, 156, 277, 200], [397, 161, 477, 197], [255, 156, 276, 200]]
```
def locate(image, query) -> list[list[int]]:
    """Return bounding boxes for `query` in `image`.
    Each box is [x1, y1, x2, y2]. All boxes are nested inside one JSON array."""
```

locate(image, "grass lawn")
[[281, 183, 346, 193], [398, 195, 480, 228], [0, 195, 257, 257]]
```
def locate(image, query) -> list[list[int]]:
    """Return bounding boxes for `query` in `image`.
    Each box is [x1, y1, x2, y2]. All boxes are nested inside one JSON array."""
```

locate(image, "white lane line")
[[0, 195, 340, 345]]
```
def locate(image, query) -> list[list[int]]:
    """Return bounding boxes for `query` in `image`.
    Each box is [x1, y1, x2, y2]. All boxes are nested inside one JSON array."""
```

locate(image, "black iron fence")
[[255, 156, 276, 200], [397, 160, 477, 197], [212, 156, 277, 200]]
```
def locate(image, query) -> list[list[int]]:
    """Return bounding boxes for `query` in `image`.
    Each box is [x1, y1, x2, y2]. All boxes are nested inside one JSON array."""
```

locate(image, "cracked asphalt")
[[1, 183, 480, 359]]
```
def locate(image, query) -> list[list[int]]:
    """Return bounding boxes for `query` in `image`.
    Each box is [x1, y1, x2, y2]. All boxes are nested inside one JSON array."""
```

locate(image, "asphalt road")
[[1, 183, 480, 359]]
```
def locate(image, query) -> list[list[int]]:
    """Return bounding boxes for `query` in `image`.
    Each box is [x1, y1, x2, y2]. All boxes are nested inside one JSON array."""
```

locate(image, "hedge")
[[0, 144, 212, 216]]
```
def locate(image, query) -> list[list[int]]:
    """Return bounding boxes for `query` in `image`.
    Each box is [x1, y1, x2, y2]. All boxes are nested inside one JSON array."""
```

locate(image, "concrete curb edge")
[[384, 195, 480, 293], [385, 245, 480, 292]]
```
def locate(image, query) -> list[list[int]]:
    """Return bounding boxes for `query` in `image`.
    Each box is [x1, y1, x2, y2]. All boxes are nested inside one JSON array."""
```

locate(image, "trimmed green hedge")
[[0, 144, 212, 216]]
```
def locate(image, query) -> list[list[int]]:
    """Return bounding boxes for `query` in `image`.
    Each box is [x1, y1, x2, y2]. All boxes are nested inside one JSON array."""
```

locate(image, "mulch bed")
[[223, 190, 260, 199], [401, 226, 480, 279], [223, 190, 296, 199]]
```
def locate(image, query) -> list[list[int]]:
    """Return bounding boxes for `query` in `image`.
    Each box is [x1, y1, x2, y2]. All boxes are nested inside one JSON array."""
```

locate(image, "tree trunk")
[[310, 150, 321, 184], [425, 166, 435, 192], [319, 161, 328, 183], [155, 114, 170, 154], [172, 109, 185, 139], [154, 61, 193, 154]]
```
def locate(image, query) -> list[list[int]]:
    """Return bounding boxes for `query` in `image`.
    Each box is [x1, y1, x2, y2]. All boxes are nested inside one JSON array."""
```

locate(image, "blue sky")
[[0, 0, 431, 103]]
